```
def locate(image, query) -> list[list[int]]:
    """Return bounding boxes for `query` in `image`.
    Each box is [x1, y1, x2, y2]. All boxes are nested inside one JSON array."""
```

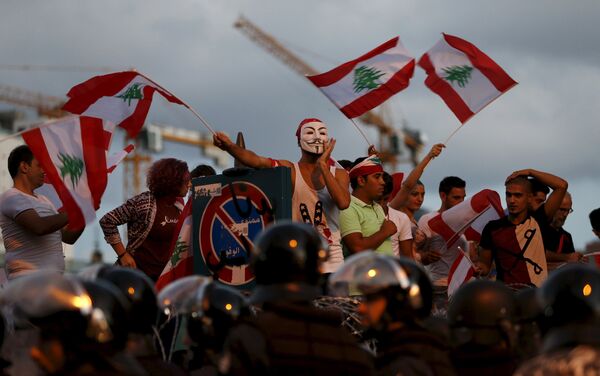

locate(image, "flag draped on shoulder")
[[307, 37, 415, 118], [418, 33, 517, 123], [428, 189, 504, 249], [62, 71, 187, 138], [22, 116, 116, 230], [448, 249, 475, 298], [156, 199, 194, 291]]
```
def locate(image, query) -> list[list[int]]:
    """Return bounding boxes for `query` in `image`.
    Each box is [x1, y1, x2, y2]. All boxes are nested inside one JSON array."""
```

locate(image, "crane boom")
[[0, 83, 67, 117]]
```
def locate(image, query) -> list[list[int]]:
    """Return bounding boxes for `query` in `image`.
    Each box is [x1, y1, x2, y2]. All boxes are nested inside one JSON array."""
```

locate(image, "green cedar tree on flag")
[[62, 71, 187, 138], [22, 116, 120, 230], [418, 33, 517, 123], [307, 36, 415, 118], [156, 199, 194, 291]]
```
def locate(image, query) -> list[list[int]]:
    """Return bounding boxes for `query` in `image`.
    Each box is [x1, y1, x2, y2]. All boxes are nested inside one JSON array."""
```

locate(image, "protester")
[[543, 192, 583, 266], [339, 156, 397, 255], [477, 169, 568, 288], [213, 119, 350, 274], [416, 176, 467, 311], [388, 143, 445, 260], [589, 207, 600, 240], [221, 222, 374, 375], [0, 145, 84, 280], [379, 172, 413, 258], [530, 178, 549, 211], [329, 252, 456, 376], [100, 158, 190, 281]]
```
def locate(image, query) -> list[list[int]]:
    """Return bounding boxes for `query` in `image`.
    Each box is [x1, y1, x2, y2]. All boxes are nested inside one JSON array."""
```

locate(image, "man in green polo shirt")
[[340, 156, 397, 255]]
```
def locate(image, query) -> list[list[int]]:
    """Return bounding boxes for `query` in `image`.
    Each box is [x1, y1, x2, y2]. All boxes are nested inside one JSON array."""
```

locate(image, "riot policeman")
[[329, 252, 455, 376], [220, 221, 375, 376], [447, 279, 519, 376], [515, 264, 600, 375]]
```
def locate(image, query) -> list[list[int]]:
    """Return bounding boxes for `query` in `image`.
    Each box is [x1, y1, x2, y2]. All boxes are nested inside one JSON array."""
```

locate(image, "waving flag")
[[307, 36, 415, 118], [23, 116, 116, 230], [418, 34, 517, 123], [156, 200, 194, 291], [428, 189, 504, 248], [448, 248, 475, 298], [62, 71, 187, 138]]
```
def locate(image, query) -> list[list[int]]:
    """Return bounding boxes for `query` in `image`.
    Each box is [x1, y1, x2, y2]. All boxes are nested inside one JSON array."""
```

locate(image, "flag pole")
[[349, 118, 372, 146], [443, 124, 463, 145], [182, 104, 217, 135]]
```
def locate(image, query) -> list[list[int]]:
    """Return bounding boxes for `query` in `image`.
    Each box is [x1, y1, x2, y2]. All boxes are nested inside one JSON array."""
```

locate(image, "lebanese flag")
[[156, 199, 194, 291], [418, 34, 517, 123], [307, 36, 415, 118], [447, 249, 475, 298], [22, 116, 115, 230], [428, 189, 504, 248], [62, 71, 187, 138]]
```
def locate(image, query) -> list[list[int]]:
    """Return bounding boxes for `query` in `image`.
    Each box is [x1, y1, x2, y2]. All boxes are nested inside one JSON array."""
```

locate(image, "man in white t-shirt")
[[417, 176, 466, 311], [0, 145, 83, 280]]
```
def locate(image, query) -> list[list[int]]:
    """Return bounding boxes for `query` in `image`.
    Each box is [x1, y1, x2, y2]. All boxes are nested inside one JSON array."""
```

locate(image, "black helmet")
[[80, 280, 132, 352], [329, 252, 433, 330], [187, 283, 249, 349], [447, 280, 517, 348], [538, 263, 600, 328], [252, 221, 328, 286], [96, 267, 159, 334]]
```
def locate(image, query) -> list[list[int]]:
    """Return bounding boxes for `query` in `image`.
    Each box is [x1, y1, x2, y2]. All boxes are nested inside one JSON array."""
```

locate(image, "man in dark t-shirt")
[[477, 169, 568, 288], [542, 192, 583, 267]]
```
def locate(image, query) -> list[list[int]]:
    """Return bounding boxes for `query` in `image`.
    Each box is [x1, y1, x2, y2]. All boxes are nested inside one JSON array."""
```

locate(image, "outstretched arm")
[[389, 143, 445, 211], [213, 132, 286, 169], [506, 169, 568, 219], [317, 139, 350, 210]]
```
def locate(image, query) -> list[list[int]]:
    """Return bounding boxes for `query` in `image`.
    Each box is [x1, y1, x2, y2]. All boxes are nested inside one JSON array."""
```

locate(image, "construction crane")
[[234, 15, 424, 167], [0, 83, 68, 118]]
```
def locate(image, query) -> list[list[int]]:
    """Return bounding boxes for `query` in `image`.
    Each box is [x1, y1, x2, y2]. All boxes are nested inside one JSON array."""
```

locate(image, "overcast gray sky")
[[1, 0, 599, 260]]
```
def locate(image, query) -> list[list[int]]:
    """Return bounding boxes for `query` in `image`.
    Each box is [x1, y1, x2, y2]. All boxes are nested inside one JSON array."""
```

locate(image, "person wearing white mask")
[[213, 118, 350, 274]]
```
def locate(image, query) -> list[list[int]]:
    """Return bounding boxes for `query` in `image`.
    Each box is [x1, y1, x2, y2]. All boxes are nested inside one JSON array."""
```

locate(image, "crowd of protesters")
[[1, 117, 600, 375]]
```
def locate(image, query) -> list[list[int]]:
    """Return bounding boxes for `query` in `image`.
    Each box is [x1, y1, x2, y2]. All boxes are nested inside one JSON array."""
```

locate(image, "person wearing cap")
[[339, 156, 397, 255], [213, 119, 350, 273]]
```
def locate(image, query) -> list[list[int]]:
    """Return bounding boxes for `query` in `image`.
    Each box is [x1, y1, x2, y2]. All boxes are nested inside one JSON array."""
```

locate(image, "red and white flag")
[[62, 71, 187, 138], [23, 116, 116, 230], [418, 34, 517, 123], [307, 36, 415, 118], [447, 249, 475, 298], [428, 189, 504, 249], [156, 199, 194, 291]]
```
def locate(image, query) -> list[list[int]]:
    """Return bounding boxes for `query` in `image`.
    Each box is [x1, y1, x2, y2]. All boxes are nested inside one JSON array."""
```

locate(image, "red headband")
[[349, 165, 384, 179], [295, 118, 325, 138]]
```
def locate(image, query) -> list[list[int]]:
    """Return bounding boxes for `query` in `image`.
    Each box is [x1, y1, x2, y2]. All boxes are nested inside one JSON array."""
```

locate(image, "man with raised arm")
[[213, 118, 350, 273], [477, 169, 568, 287]]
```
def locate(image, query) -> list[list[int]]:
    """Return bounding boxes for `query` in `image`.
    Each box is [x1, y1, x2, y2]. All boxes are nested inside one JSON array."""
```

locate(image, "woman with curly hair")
[[100, 158, 190, 281]]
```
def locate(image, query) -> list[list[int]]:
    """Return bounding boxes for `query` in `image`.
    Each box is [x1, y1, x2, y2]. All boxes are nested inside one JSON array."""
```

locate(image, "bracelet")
[[117, 252, 129, 260]]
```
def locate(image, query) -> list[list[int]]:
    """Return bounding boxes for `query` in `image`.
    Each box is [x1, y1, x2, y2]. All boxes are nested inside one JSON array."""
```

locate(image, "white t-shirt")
[[387, 206, 413, 257], [417, 211, 466, 287], [0, 188, 65, 279]]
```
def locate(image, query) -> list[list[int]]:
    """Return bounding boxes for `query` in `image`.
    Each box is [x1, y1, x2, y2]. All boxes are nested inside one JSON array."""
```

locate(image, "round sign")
[[198, 181, 274, 285]]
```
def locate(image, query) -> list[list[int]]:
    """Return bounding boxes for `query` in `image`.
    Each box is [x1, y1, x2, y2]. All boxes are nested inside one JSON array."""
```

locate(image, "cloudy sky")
[[1, 0, 599, 260]]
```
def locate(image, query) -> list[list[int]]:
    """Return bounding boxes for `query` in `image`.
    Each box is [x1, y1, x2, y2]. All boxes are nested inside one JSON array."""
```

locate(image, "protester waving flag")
[[22, 116, 117, 230], [428, 189, 504, 249], [307, 36, 415, 119], [156, 199, 194, 291], [62, 71, 187, 138], [418, 33, 517, 123]]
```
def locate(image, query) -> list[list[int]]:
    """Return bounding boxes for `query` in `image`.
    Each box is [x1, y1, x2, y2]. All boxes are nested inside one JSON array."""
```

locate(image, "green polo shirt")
[[339, 195, 393, 255]]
